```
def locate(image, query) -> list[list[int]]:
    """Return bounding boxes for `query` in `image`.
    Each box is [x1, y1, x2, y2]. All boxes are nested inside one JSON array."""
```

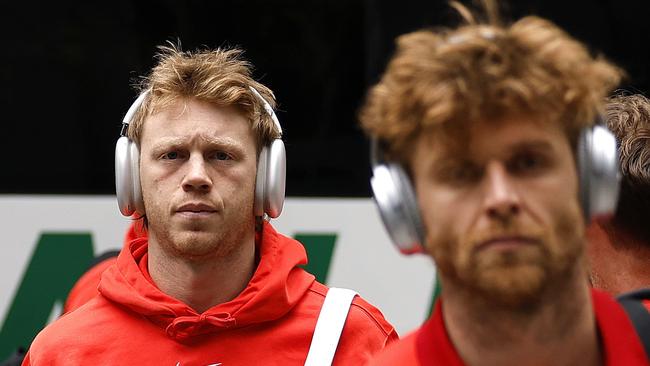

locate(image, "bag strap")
[[617, 288, 650, 358], [304, 287, 358, 366]]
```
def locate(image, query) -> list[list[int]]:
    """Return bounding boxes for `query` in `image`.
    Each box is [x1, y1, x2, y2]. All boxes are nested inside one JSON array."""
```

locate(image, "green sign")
[[0, 233, 94, 360]]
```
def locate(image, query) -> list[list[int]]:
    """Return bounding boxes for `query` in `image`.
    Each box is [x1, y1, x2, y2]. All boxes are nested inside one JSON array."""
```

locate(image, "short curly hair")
[[359, 4, 623, 166], [605, 94, 650, 238], [606, 94, 650, 187], [128, 45, 280, 153]]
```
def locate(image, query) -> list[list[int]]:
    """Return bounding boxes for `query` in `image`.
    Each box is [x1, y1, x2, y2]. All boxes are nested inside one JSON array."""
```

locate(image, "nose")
[[482, 162, 521, 220], [182, 155, 212, 193]]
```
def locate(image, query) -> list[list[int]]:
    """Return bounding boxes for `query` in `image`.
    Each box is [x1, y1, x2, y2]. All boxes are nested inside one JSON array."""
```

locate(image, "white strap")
[[304, 287, 358, 366]]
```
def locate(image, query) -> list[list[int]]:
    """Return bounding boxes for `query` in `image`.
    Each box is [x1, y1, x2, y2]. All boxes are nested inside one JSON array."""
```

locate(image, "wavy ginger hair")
[[359, 1, 623, 165], [127, 45, 280, 153]]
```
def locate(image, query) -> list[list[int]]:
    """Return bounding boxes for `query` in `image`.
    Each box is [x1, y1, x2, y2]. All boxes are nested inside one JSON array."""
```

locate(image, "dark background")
[[2, 0, 648, 197]]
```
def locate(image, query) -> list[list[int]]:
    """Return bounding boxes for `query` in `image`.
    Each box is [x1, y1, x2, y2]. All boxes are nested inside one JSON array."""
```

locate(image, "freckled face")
[[411, 117, 585, 306], [139, 99, 258, 260]]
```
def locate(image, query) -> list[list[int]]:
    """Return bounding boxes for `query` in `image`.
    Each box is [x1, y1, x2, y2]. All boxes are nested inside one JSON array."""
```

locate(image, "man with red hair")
[[359, 1, 649, 364]]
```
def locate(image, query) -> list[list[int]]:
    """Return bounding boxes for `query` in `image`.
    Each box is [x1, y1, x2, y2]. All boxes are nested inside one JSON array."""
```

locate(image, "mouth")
[[175, 202, 218, 217], [474, 236, 539, 252]]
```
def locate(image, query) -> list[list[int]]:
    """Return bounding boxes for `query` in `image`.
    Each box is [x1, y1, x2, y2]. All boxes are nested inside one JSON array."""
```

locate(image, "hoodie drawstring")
[[166, 312, 237, 340]]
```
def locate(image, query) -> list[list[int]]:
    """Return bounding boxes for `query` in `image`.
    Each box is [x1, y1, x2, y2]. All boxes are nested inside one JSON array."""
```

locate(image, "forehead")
[[140, 99, 254, 147], [414, 116, 571, 161]]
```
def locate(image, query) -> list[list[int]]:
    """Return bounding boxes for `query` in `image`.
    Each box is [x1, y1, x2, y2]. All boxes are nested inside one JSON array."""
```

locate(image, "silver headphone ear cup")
[[371, 163, 424, 254], [578, 125, 620, 220], [583, 125, 620, 219], [391, 164, 426, 245], [129, 142, 145, 215], [254, 147, 268, 217], [116, 136, 135, 216], [264, 139, 286, 218]]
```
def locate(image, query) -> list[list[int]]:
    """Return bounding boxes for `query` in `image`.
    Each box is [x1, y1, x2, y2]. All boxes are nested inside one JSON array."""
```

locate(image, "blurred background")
[[1, 0, 648, 196]]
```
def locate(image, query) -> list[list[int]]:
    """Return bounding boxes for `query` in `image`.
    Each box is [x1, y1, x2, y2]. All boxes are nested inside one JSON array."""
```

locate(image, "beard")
[[430, 207, 585, 310], [144, 195, 256, 262]]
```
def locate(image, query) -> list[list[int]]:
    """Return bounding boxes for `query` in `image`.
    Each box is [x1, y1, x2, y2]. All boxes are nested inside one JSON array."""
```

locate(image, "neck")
[[147, 234, 256, 313], [441, 263, 600, 366], [588, 217, 650, 295]]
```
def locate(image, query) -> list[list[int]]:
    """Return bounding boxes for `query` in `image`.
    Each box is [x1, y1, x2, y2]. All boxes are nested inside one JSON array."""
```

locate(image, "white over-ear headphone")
[[115, 87, 286, 218], [370, 122, 621, 254]]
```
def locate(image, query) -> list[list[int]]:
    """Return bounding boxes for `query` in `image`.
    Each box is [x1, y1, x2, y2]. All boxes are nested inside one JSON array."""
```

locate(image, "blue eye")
[[214, 152, 231, 161], [162, 151, 179, 160]]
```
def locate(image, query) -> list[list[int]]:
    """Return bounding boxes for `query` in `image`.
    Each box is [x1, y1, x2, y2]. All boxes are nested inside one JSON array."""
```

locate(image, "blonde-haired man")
[[588, 94, 650, 295], [360, 2, 649, 365], [23, 46, 396, 365]]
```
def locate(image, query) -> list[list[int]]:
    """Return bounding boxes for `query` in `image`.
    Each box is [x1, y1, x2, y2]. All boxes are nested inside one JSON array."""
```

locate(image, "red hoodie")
[[62, 220, 145, 313], [24, 223, 397, 365]]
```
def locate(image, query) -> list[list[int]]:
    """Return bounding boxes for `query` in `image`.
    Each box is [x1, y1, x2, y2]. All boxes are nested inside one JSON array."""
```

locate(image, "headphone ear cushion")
[[254, 146, 268, 217], [371, 163, 425, 254], [129, 142, 145, 215], [264, 139, 286, 218], [577, 124, 620, 220], [116, 136, 135, 216]]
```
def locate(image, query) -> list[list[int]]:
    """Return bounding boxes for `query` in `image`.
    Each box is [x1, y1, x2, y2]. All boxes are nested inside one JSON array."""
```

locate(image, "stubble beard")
[[432, 210, 585, 311], [145, 202, 256, 263]]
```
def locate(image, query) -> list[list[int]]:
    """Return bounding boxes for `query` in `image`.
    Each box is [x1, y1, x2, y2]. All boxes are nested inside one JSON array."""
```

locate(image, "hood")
[[98, 223, 315, 341]]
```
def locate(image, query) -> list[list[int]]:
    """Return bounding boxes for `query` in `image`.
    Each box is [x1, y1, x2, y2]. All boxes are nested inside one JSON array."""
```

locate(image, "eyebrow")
[[150, 135, 246, 153], [432, 139, 555, 164], [507, 140, 555, 154]]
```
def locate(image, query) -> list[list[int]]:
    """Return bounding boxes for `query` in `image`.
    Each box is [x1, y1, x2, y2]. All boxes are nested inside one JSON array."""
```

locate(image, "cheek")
[[139, 165, 175, 216], [530, 178, 582, 234], [224, 165, 257, 203], [549, 197, 585, 251], [419, 195, 464, 262]]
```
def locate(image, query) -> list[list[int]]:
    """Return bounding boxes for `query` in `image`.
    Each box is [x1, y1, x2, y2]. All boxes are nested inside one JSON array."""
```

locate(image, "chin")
[[169, 230, 228, 259], [473, 264, 548, 309]]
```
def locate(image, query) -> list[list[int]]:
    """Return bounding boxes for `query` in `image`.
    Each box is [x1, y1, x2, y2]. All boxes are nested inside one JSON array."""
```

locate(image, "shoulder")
[[304, 281, 398, 364], [307, 281, 396, 339], [367, 331, 419, 366], [26, 296, 118, 364], [63, 255, 117, 313]]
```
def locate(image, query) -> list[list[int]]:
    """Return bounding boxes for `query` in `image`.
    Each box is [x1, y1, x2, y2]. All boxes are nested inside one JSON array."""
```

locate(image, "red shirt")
[[370, 289, 649, 365]]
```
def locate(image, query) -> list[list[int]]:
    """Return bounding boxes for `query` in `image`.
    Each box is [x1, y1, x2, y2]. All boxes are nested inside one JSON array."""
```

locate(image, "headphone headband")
[[121, 87, 280, 136], [122, 90, 150, 127], [248, 86, 282, 136]]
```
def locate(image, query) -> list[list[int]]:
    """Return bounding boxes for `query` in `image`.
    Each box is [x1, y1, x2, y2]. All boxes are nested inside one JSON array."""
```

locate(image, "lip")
[[474, 236, 539, 252], [175, 202, 218, 216]]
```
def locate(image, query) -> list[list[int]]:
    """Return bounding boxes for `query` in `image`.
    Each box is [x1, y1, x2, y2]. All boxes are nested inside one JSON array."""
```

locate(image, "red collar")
[[416, 289, 649, 366]]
